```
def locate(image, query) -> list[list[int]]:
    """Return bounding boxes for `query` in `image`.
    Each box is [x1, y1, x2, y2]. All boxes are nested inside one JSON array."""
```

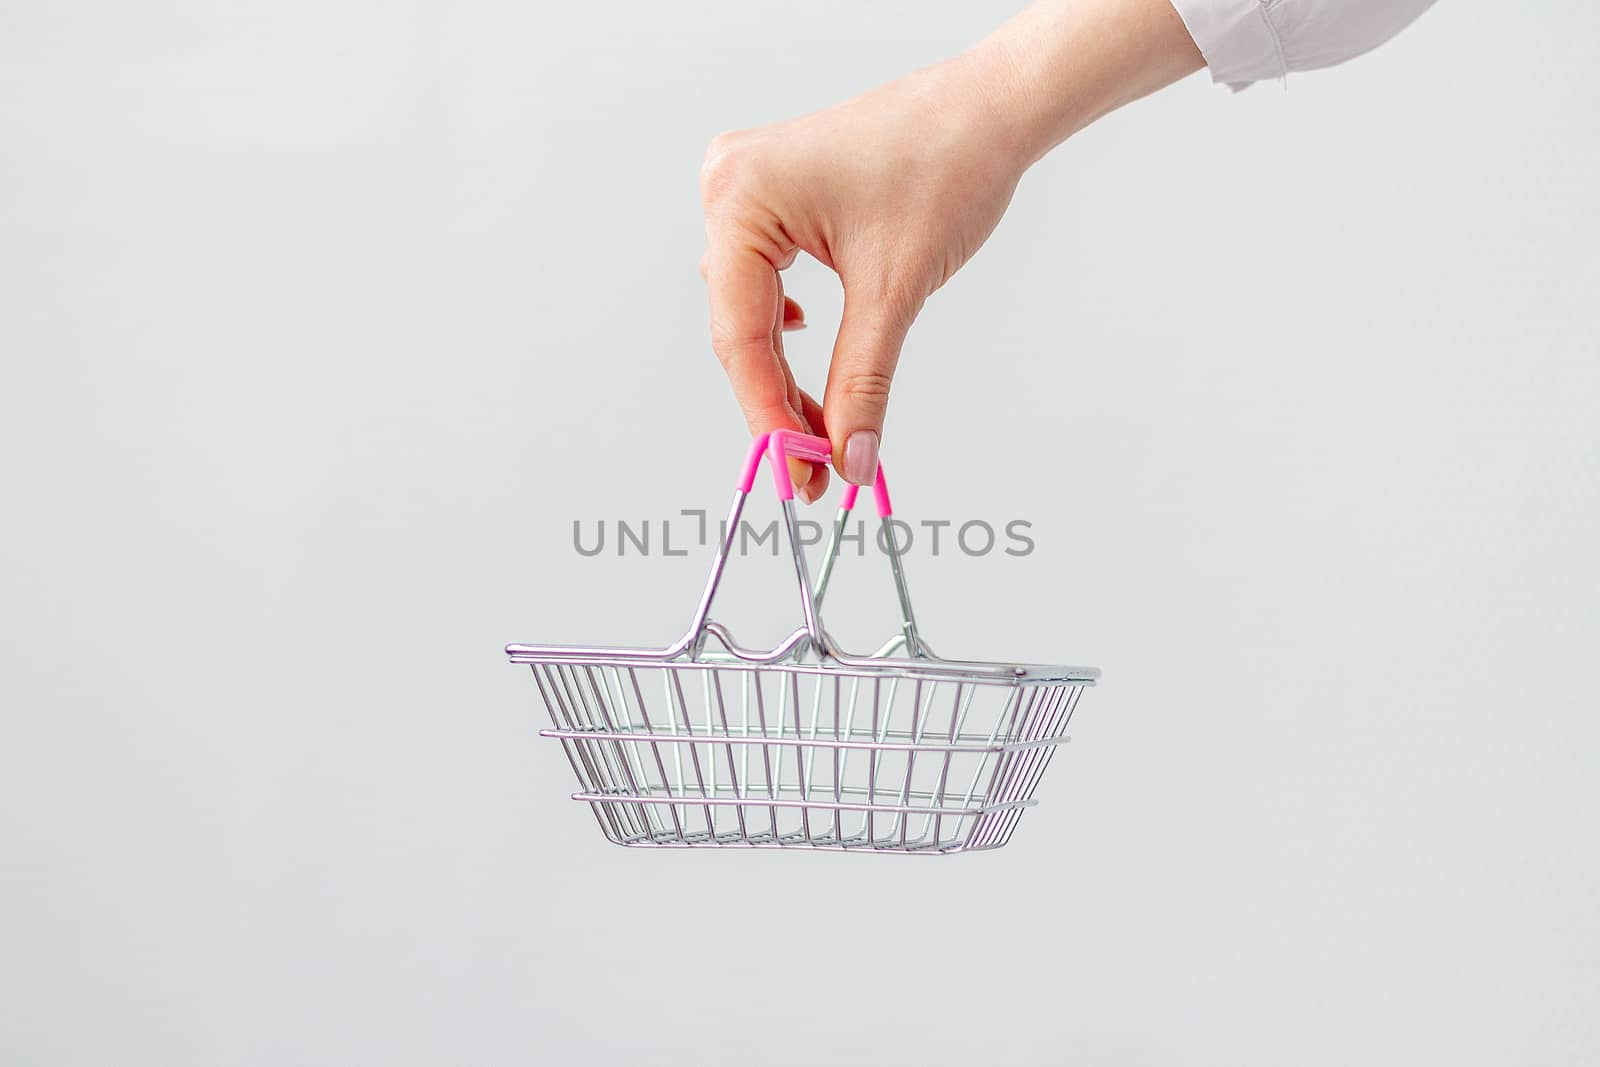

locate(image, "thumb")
[[823, 284, 919, 486]]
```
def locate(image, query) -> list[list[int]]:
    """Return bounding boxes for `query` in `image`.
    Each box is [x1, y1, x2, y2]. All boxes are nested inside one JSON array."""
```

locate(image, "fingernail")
[[798, 479, 821, 505], [787, 458, 813, 501], [782, 321, 807, 332], [844, 430, 878, 486]]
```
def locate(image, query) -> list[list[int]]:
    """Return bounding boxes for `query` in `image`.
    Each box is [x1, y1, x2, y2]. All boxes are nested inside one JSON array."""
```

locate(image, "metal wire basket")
[[507, 431, 1098, 854]]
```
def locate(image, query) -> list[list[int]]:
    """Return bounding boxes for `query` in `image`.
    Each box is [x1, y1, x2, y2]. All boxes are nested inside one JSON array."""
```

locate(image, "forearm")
[[952, 0, 1205, 168]]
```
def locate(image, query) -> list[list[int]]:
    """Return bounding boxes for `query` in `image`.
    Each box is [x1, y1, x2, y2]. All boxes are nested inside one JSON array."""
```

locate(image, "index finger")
[[703, 236, 800, 438]]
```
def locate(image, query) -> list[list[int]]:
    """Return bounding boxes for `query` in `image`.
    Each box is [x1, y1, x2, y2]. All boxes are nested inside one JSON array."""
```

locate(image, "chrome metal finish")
[[812, 507, 850, 612], [506, 480, 1098, 855], [881, 518, 925, 657]]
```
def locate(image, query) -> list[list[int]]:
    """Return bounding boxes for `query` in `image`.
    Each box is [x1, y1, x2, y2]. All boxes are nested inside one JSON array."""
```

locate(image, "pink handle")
[[737, 431, 893, 514], [737, 430, 828, 500], [838, 467, 892, 518], [766, 430, 831, 501], [736, 432, 775, 493]]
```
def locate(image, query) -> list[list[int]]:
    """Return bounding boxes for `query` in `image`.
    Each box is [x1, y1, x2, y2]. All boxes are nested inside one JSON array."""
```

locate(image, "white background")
[[3, 3, 1597, 1064]]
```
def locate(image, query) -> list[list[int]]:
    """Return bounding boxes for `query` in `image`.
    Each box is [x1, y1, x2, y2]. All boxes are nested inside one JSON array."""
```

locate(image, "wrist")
[[923, 47, 1046, 180]]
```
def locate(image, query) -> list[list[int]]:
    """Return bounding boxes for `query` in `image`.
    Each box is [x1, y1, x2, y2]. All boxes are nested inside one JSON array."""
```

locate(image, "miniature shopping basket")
[[506, 430, 1098, 854]]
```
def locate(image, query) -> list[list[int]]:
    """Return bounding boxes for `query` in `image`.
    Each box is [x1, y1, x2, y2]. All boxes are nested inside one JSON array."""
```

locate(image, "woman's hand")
[[700, 0, 1203, 499], [700, 61, 1028, 500]]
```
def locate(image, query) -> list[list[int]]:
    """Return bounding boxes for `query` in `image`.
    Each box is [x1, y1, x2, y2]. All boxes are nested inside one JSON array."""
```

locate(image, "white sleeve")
[[1167, 0, 1438, 89]]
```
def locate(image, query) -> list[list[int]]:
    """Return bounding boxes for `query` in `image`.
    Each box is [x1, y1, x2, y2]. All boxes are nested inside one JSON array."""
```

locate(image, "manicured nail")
[[787, 458, 814, 502], [798, 478, 821, 505], [781, 321, 807, 332], [843, 430, 878, 486]]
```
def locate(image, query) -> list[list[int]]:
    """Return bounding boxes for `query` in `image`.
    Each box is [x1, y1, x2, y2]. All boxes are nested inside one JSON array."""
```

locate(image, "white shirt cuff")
[[1168, 0, 1287, 89]]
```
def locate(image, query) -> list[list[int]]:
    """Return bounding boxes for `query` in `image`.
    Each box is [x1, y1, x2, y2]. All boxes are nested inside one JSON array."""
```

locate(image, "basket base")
[[600, 826, 1012, 855]]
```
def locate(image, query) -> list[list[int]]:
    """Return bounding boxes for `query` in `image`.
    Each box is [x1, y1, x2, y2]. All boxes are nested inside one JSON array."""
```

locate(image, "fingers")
[[798, 388, 830, 502], [704, 239, 831, 504], [704, 240, 802, 438], [822, 283, 920, 485], [703, 250, 803, 330], [701, 216, 823, 499], [772, 274, 822, 502], [703, 238, 914, 494]]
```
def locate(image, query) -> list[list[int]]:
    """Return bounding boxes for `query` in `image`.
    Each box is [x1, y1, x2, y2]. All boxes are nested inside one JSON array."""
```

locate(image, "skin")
[[700, 0, 1204, 500]]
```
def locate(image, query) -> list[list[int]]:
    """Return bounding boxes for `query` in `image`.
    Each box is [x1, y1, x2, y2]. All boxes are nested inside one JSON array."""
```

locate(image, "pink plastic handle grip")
[[839, 467, 892, 518], [736, 431, 893, 514], [766, 430, 831, 501], [737, 430, 828, 500], [736, 432, 774, 493]]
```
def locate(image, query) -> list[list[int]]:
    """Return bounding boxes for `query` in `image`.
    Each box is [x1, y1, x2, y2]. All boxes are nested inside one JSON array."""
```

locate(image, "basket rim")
[[506, 644, 1098, 685]]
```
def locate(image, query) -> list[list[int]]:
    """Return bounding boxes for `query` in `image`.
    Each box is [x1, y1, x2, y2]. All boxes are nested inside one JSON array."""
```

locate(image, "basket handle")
[[681, 430, 921, 662], [738, 429, 894, 513], [839, 476, 892, 519]]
